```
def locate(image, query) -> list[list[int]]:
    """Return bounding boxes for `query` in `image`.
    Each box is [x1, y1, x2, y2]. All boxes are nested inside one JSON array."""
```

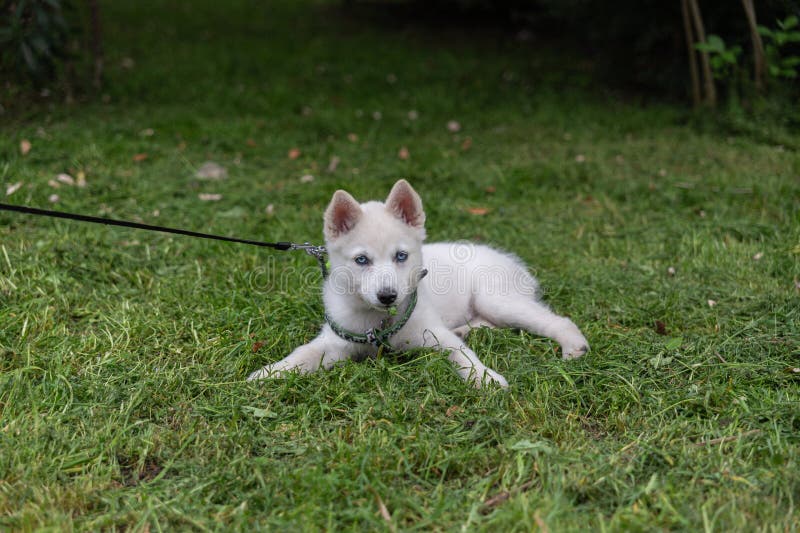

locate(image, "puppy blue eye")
[[395, 251, 408, 262], [354, 255, 370, 265]]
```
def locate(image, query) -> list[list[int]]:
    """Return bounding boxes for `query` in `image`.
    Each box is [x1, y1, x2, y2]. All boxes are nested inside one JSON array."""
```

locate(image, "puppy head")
[[323, 180, 426, 310]]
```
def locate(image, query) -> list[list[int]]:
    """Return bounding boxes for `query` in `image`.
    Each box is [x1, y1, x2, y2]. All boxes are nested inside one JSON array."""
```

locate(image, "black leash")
[[0, 202, 329, 277]]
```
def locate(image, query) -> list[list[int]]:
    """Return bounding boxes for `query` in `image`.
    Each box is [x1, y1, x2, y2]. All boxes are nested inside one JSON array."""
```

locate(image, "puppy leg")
[[475, 296, 589, 359], [452, 317, 496, 340], [416, 327, 508, 388], [247, 328, 352, 380]]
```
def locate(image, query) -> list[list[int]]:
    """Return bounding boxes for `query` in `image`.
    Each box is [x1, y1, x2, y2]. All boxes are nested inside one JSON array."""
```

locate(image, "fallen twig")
[[370, 488, 395, 532], [481, 479, 537, 514]]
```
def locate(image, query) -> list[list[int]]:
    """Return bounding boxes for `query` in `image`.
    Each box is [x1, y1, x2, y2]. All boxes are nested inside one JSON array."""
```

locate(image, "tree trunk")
[[681, 0, 702, 106], [741, 0, 767, 92], [88, 0, 103, 89], [687, 0, 717, 107]]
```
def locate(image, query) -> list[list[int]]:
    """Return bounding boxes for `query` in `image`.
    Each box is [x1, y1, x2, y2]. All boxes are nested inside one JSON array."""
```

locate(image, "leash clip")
[[291, 242, 328, 278]]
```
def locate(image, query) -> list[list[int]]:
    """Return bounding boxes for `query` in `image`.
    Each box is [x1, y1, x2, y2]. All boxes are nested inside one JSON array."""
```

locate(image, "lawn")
[[1, 0, 799, 530]]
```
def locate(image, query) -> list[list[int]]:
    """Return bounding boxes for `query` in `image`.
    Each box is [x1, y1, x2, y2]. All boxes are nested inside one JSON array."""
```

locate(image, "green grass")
[[1, 0, 799, 530]]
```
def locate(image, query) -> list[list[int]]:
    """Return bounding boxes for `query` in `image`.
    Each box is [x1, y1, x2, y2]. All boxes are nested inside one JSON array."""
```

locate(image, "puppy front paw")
[[247, 367, 267, 381], [560, 337, 589, 360], [247, 365, 284, 381], [462, 367, 509, 389], [480, 368, 509, 388]]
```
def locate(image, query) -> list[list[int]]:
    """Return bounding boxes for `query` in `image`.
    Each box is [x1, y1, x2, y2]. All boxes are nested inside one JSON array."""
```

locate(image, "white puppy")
[[248, 180, 589, 388]]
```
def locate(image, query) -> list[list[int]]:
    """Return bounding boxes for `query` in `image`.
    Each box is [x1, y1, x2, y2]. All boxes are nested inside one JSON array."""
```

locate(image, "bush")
[[0, 0, 70, 83]]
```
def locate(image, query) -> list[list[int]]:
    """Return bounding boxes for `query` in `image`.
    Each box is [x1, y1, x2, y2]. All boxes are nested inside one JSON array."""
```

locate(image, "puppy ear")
[[324, 190, 362, 240], [385, 179, 425, 228]]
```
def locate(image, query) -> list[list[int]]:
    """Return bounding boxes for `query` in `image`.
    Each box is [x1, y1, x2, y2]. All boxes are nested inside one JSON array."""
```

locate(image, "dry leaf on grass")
[[461, 137, 472, 151], [48, 180, 61, 188], [56, 173, 75, 186], [196, 161, 228, 180], [133, 153, 148, 162], [447, 120, 461, 132], [376, 494, 392, 524], [198, 193, 222, 201], [467, 207, 490, 215], [327, 156, 340, 173], [252, 340, 267, 353], [445, 405, 462, 417], [398, 147, 409, 160], [48, 194, 60, 203], [20, 139, 32, 156], [347, 133, 359, 143], [76, 171, 87, 188], [300, 174, 314, 183], [288, 148, 301, 160], [5, 182, 23, 196]]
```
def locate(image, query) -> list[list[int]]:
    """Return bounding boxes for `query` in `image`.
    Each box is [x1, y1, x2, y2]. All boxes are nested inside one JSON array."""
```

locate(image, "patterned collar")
[[325, 290, 418, 348]]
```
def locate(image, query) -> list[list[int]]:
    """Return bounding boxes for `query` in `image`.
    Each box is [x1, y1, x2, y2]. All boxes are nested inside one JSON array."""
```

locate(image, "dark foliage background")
[[1, 0, 798, 103], [399, 0, 800, 99]]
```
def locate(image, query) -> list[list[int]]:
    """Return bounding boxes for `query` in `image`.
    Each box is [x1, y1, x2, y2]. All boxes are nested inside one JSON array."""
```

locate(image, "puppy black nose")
[[377, 290, 397, 305]]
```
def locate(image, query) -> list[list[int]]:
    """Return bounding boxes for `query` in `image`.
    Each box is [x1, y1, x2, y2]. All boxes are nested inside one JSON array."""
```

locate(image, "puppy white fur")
[[248, 180, 589, 388]]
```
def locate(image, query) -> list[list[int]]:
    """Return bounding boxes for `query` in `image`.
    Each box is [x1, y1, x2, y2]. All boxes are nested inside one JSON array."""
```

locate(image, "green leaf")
[[781, 56, 800, 67], [665, 337, 683, 351], [779, 15, 798, 30], [242, 405, 277, 418], [706, 34, 726, 52], [695, 37, 723, 54], [511, 440, 554, 454], [649, 354, 674, 369]]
